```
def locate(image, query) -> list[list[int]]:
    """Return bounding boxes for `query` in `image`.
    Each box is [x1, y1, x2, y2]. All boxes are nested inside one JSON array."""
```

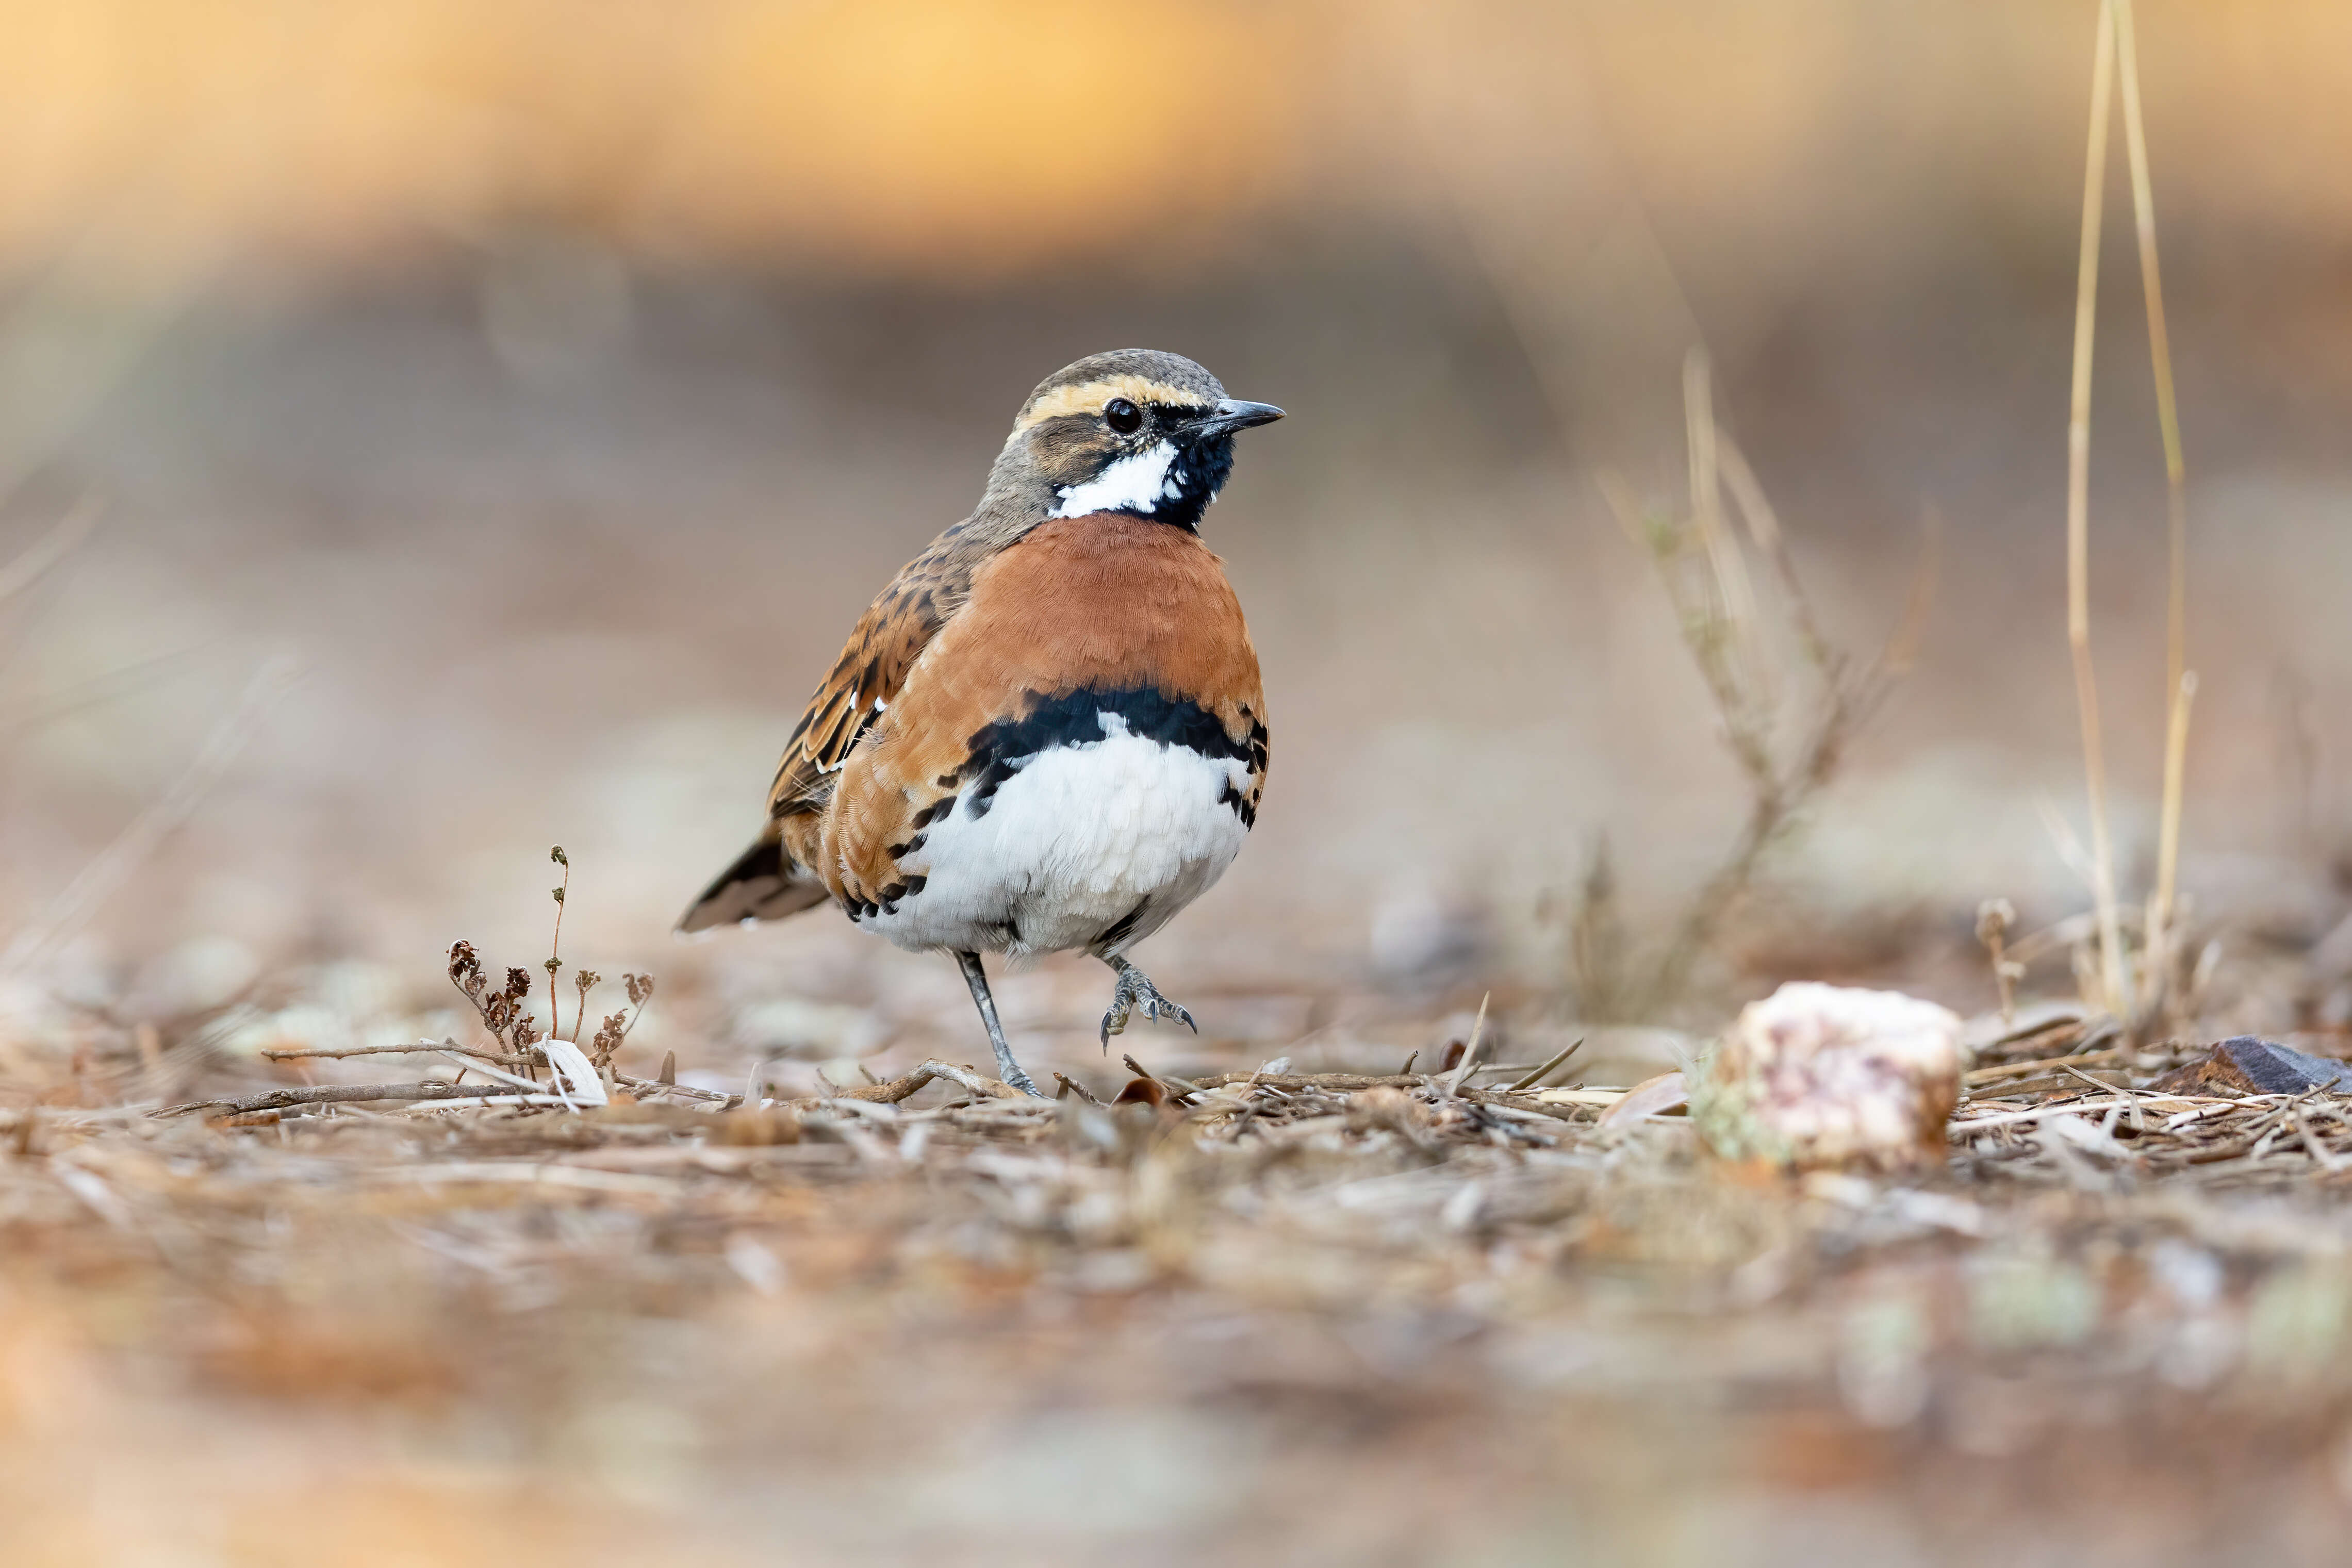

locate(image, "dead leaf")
[[1595, 1071, 1688, 1127]]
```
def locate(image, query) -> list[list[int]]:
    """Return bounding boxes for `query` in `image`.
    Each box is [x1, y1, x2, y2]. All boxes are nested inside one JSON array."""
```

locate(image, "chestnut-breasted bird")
[[679, 350, 1283, 1096]]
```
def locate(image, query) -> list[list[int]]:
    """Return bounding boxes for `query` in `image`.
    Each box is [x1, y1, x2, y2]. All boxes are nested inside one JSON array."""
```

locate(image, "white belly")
[[861, 728, 1252, 958]]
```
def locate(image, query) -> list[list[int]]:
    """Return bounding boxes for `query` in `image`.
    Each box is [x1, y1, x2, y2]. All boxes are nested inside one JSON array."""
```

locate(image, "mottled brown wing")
[[677, 530, 977, 935], [765, 545, 966, 822]]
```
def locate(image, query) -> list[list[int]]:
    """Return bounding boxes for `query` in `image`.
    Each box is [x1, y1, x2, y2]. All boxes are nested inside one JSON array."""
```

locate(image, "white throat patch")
[[1051, 440, 1179, 518]]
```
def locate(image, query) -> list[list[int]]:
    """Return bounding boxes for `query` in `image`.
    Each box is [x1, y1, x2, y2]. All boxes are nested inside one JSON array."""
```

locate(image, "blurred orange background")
[[11, 7, 2352, 1565], [1, 1, 2349, 273], [2, 0, 2350, 1032]]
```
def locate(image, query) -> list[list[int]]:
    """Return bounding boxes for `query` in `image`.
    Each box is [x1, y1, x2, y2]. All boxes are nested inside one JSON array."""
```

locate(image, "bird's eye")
[[1104, 398, 1142, 435]]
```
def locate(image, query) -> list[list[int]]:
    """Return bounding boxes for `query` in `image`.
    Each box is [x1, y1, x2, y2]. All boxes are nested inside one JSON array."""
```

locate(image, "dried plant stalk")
[[2115, 0, 2189, 731], [1683, 351, 1768, 705], [1465, 191, 1921, 1020], [2115, 0, 2196, 1027], [2145, 670, 2196, 1026], [2065, 0, 2127, 1017], [1592, 359, 1922, 1016]]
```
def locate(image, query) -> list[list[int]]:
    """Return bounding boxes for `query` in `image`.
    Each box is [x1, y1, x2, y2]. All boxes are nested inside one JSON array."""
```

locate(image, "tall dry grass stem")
[[2115, 0, 2196, 1020], [2066, 0, 2127, 1016], [1683, 352, 1767, 704], [2056, 0, 2197, 1033]]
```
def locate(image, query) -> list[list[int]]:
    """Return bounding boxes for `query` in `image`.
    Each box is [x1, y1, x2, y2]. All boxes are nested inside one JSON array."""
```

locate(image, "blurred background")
[[8, 3, 2352, 1562], [3, 0, 2351, 1033]]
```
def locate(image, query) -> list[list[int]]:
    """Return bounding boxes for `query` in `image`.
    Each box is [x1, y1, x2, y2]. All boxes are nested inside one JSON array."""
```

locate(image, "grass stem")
[[2115, 0, 2192, 951], [2067, 0, 2128, 1017]]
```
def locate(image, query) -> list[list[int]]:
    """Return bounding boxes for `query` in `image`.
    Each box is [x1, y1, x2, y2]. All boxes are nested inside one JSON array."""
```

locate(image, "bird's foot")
[[1099, 965, 1197, 1050], [956, 949, 1048, 1098], [994, 1055, 1044, 1099]]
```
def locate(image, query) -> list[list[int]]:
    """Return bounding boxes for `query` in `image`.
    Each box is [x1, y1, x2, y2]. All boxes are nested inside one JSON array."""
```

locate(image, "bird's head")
[[994, 349, 1284, 532]]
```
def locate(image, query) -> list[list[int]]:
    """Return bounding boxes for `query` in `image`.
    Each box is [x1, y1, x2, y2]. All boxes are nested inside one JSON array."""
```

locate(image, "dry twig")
[[1591, 364, 1929, 1013], [157, 1082, 545, 1118]]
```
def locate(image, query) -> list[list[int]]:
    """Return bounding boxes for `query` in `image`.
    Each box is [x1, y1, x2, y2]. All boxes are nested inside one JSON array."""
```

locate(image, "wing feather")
[[679, 525, 985, 935], [766, 532, 972, 822]]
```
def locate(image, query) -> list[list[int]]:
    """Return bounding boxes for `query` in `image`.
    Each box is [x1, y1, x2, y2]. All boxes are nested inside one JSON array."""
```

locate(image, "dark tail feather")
[[677, 836, 829, 933]]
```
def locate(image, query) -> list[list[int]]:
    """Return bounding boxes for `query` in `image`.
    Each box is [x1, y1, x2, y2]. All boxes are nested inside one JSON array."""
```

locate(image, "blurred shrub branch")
[[1582, 350, 1933, 1019]]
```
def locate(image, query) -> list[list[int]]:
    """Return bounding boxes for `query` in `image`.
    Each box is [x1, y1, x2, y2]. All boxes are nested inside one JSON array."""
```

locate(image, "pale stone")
[[1696, 981, 1964, 1171]]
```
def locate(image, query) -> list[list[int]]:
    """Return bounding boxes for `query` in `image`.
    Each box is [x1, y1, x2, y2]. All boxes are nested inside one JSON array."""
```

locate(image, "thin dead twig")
[[1592, 364, 1930, 1014], [1964, 1047, 2125, 1087], [2062, 1059, 2144, 1134], [156, 1082, 543, 1118], [1455, 1085, 1586, 1124], [798, 1060, 1023, 1108], [1443, 993, 1492, 1096], [2293, 1106, 2348, 1174], [2065, 0, 2128, 1016], [1185, 1071, 1427, 1092], [262, 1041, 531, 1069], [1176, 1069, 1592, 1126], [615, 1074, 728, 1104], [1505, 1037, 1585, 1093]]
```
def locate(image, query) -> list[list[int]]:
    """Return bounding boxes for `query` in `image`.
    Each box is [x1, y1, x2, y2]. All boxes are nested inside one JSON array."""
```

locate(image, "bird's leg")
[[953, 951, 1043, 1098], [1097, 954, 1198, 1050]]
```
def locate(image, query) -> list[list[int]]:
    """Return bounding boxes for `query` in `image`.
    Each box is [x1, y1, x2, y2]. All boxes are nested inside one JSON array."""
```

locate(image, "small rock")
[[1695, 981, 1964, 1173], [2149, 1035, 2352, 1096]]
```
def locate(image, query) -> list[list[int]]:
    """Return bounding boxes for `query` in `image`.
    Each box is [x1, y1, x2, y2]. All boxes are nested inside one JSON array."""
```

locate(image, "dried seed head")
[[625, 973, 654, 1006], [552, 885, 566, 905], [503, 967, 531, 1000], [543, 956, 562, 977], [575, 968, 601, 995], [550, 846, 568, 866], [448, 940, 485, 999], [590, 1011, 628, 1064]]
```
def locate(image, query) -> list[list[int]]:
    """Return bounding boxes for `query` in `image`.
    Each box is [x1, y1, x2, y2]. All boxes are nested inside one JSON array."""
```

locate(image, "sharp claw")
[[1104, 968, 1198, 1044]]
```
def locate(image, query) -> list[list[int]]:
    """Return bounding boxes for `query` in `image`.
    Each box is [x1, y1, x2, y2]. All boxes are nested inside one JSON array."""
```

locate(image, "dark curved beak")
[[1192, 398, 1286, 440]]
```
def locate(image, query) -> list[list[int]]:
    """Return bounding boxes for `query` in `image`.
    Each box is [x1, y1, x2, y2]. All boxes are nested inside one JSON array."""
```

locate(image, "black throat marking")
[[1052, 432, 1237, 533], [1153, 436, 1235, 532]]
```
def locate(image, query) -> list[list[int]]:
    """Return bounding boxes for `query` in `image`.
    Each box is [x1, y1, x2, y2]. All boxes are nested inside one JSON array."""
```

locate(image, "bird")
[[679, 349, 1284, 1097]]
